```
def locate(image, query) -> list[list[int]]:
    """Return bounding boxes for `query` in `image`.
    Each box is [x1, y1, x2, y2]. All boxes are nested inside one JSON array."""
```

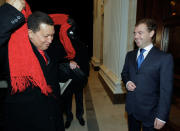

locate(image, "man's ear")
[[28, 29, 33, 39], [150, 30, 155, 38]]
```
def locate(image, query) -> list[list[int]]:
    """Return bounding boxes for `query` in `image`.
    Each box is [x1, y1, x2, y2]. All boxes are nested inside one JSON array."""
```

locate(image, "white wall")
[[92, 0, 103, 67], [93, 0, 137, 94]]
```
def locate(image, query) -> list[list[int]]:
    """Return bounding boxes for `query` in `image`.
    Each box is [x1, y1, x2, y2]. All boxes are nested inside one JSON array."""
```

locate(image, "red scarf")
[[49, 14, 76, 60], [8, 2, 52, 95]]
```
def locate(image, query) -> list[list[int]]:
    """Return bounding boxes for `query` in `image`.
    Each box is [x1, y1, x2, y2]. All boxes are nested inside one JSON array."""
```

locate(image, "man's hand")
[[154, 118, 165, 130], [69, 60, 79, 70], [126, 81, 136, 91], [6, 0, 25, 11]]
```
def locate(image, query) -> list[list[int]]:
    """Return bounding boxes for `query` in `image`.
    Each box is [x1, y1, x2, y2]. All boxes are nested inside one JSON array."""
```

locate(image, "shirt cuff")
[[126, 81, 131, 89], [157, 118, 166, 123]]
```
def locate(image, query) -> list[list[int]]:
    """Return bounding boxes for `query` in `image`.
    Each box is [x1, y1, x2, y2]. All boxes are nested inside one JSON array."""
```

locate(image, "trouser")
[[62, 82, 84, 121], [128, 115, 156, 131]]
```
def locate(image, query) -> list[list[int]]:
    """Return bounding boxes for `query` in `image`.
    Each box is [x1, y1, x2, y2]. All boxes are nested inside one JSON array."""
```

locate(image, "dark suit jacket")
[[0, 3, 25, 78], [0, 4, 64, 131], [121, 46, 173, 126]]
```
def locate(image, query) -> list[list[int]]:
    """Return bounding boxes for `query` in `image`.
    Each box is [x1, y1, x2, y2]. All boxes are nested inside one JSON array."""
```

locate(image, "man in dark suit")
[[121, 18, 174, 131], [47, 16, 89, 128], [0, 1, 64, 131], [62, 18, 89, 128]]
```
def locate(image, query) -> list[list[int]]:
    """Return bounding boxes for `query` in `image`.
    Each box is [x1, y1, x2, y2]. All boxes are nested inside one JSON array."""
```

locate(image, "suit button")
[[11, 20, 15, 24], [17, 16, 21, 19]]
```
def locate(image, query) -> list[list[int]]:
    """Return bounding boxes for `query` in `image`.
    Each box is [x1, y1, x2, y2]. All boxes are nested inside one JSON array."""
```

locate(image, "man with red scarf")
[[0, 0, 65, 131]]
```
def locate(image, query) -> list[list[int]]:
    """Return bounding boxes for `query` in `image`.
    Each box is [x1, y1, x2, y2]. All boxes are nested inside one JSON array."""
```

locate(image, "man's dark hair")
[[27, 11, 54, 32], [67, 17, 76, 25], [136, 18, 157, 42]]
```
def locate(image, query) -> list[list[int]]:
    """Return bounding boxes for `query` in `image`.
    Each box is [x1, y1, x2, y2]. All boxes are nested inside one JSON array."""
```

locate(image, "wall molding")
[[98, 65, 126, 104], [91, 56, 101, 71]]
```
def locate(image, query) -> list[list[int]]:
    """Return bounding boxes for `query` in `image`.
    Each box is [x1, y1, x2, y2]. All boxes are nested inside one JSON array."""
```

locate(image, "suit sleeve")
[[0, 3, 25, 46], [121, 52, 130, 85], [157, 54, 174, 121]]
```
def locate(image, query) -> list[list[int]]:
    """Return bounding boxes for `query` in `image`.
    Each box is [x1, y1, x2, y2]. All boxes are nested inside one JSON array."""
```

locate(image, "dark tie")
[[137, 48, 146, 69]]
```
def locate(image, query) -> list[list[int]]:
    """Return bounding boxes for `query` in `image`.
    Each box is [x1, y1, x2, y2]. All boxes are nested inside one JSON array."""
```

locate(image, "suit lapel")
[[132, 49, 138, 70]]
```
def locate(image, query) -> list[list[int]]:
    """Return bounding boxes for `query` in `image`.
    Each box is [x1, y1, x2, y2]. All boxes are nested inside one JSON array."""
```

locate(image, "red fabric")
[[8, 1, 52, 95], [38, 49, 48, 65], [49, 14, 69, 25], [23, 1, 31, 20], [59, 23, 76, 59], [49, 14, 76, 60]]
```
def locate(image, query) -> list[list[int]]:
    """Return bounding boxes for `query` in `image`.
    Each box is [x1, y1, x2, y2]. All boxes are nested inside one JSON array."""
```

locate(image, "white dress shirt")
[[136, 43, 153, 60]]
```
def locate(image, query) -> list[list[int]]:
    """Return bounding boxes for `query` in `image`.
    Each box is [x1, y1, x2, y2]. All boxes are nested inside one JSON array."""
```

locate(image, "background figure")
[[121, 18, 173, 131], [63, 17, 90, 129], [48, 15, 90, 129], [0, 1, 65, 131]]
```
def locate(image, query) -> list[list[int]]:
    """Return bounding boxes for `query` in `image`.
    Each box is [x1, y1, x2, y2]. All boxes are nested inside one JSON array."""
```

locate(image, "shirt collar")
[[143, 43, 153, 52]]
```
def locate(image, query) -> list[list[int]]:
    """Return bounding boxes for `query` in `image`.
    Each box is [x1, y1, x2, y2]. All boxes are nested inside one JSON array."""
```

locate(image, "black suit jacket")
[[121, 46, 174, 126], [0, 4, 64, 131], [0, 3, 25, 78]]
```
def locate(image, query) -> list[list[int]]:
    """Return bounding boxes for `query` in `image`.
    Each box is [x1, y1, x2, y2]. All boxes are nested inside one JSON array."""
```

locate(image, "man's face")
[[134, 23, 154, 48], [28, 23, 55, 51]]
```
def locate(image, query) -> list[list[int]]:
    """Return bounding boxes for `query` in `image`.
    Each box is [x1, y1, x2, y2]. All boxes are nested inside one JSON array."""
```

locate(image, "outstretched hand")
[[6, 0, 25, 11]]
